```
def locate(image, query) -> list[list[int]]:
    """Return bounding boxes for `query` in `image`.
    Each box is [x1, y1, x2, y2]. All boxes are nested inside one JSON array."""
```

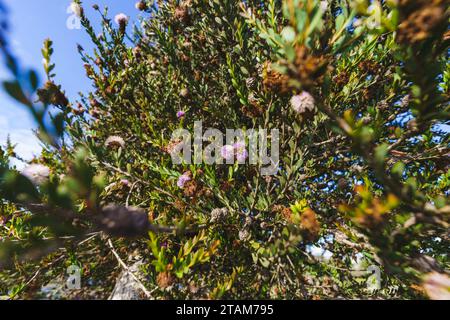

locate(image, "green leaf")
[[281, 26, 296, 43], [392, 162, 405, 176], [3, 81, 29, 105], [335, 14, 345, 31], [374, 143, 388, 166], [1, 170, 40, 202], [28, 70, 39, 91]]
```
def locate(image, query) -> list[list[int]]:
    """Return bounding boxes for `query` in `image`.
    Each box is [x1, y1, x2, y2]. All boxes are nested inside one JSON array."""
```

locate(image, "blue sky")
[[0, 0, 140, 167]]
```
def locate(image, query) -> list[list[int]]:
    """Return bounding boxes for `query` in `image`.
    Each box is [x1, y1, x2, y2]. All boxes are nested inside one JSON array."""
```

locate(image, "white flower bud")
[[290, 91, 316, 114], [114, 13, 129, 26], [22, 164, 50, 185], [70, 2, 82, 17]]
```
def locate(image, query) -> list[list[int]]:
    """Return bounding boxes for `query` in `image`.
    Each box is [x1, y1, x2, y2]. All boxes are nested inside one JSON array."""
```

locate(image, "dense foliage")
[[0, 0, 449, 299]]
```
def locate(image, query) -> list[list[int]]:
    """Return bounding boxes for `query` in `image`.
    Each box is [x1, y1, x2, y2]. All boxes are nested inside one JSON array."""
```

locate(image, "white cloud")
[[11, 39, 33, 64], [0, 127, 42, 169], [0, 95, 43, 169], [0, 115, 8, 129]]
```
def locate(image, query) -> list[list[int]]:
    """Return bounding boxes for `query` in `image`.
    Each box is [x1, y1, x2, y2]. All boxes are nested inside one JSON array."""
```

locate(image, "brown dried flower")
[[37, 81, 69, 107], [300, 208, 320, 241], [333, 71, 350, 88], [397, 1, 448, 44], [262, 61, 290, 93], [358, 60, 380, 74], [135, 1, 147, 11], [174, 4, 190, 24], [292, 45, 329, 90], [157, 272, 174, 289], [183, 179, 199, 197]]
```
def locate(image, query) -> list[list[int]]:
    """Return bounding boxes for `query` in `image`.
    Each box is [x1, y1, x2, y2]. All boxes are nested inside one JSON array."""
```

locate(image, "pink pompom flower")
[[233, 141, 248, 162], [177, 172, 191, 188], [176, 110, 186, 118], [114, 13, 129, 26], [220, 145, 235, 161], [290, 91, 316, 114]]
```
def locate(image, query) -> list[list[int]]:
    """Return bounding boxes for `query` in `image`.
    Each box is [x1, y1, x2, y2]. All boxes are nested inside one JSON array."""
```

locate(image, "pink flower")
[[220, 142, 248, 162], [22, 164, 50, 185], [220, 145, 235, 161], [114, 13, 129, 26], [177, 110, 186, 118], [290, 91, 316, 114], [236, 149, 248, 162], [232, 141, 245, 150], [105, 135, 125, 149], [120, 179, 130, 187], [233, 141, 248, 162], [177, 172, 191, 188]]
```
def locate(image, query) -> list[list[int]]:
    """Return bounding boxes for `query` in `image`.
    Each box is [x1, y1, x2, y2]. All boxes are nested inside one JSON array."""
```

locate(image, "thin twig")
[[126, 181, 138, 207], [106, 238, 155, 299]]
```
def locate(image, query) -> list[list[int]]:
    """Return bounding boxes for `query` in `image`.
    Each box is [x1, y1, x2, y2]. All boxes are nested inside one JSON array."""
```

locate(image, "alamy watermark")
[[366, 265, 381, 291], [40, 265, 81, 298], [66, 2, 82, 30], [169, 121, 280, 176], [66, 265, 81, 290]]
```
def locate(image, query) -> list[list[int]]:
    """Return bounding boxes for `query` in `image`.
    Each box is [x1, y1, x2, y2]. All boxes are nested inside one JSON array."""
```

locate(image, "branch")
[[17, 202, 205, 238], [106, 238, 155, 299]]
